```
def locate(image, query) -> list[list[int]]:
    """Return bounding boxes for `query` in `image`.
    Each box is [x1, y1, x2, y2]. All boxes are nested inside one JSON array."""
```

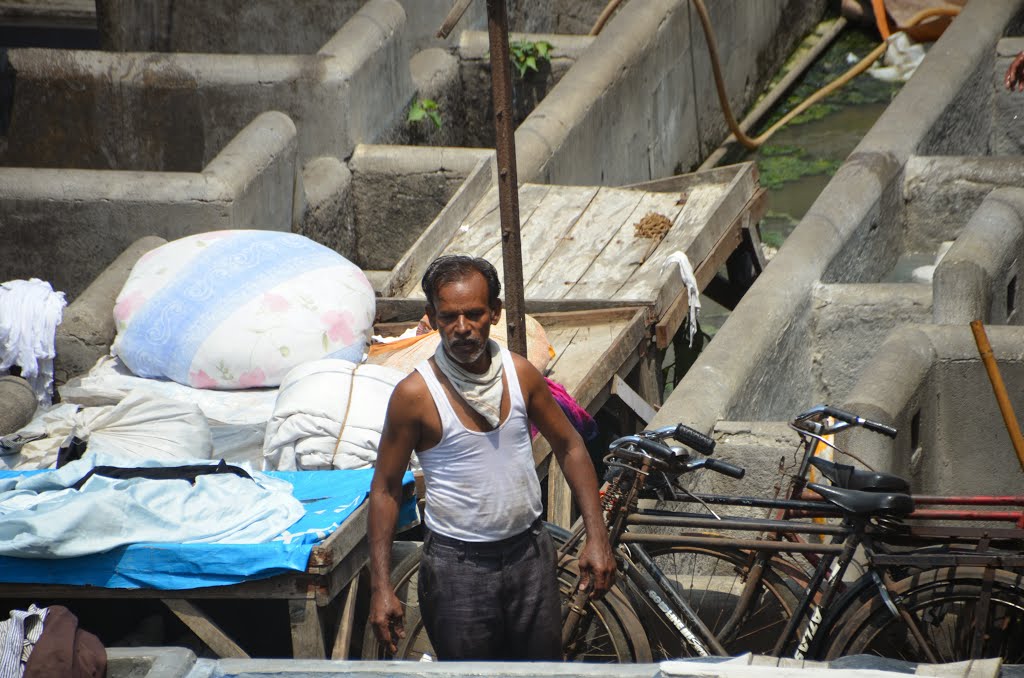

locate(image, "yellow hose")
[[691, 0, 962, 151]]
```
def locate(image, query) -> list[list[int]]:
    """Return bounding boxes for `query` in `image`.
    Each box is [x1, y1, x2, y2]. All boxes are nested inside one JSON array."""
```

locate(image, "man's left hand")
[[577, 538, 617, 599]]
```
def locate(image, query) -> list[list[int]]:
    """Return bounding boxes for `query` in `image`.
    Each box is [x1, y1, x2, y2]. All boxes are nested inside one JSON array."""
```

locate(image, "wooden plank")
[[445, 183, 551, 261], [531, 306, 647, 328], [290, 594, 327, 659], [544, 320, 628, 393], [307, 501, 367, 574], [375, 296, 652, 324], [565, 192, 687, 300], [527, 187, 646, 299], [611, 374, 658, 424], [383, 157, 494, 297], [648, 166, 759, 318], [619, 163, 749, 194], [483, 185, 600, 285], [554, 308, 650, 412], [330, 574, 361, 659], [547, 456, 573, 529], [161, 598, 250, 659], [654, 188, 767, 348], [613, 181, 727, 301]]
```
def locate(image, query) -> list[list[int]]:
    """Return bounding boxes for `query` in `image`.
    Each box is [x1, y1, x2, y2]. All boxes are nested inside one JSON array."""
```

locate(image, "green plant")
[[407, 98, 442, 129], [509, 39, 553, 78]]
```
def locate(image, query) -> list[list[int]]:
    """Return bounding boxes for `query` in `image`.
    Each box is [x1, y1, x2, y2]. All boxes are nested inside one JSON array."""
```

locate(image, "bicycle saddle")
[[807, 482, 915, 517], [809, 457, 910, 493]]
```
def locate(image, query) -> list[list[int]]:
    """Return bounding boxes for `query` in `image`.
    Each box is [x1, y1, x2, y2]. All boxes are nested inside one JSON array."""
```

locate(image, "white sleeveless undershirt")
[[414, 346, 542, 541]]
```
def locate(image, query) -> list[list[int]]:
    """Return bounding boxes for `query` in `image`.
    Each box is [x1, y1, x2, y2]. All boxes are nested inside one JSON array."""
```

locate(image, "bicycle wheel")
[[360, 542, 650, 661], [826, 566, 1024, 663], [639, 543, 800, 657]]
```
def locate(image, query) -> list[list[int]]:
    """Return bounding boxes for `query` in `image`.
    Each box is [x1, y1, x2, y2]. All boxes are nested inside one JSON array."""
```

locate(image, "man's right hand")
[[369, 588, 405, 654]]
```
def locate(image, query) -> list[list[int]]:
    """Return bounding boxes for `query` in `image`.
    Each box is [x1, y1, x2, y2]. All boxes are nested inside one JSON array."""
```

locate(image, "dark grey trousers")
[[418, 520, 561, 660]]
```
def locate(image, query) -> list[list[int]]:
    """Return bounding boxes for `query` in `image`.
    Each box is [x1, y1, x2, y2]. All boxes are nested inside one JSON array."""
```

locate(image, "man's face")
[[427, 271, 501, 371]]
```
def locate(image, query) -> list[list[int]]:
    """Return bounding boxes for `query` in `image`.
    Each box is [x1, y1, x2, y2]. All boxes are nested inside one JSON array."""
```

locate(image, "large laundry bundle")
[[111, 230, 375, 390], [263, 359, 405, 471]]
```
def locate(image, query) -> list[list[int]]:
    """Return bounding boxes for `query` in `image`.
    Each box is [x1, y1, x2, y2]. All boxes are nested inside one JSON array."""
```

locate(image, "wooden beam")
[[330, 576, 361, 659], [546, 456, 573, 529], [611, 374, 658, 424], [289, 594, 327, 659], [161, 598, 249, 659]]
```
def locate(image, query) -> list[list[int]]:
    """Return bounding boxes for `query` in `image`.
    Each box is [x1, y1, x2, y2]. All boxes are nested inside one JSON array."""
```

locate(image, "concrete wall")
[[933, 187, 1024, 325], [811, 283, 933, 405], [0, 111, 297, 299], [841, 324, 1024, 495], [651, 0, 1024, 432], [515, 0, 823, 187], [350, 144, 490, 270], [54, 236, 166, 384], [96, 0, 486, 54], [1, 0, 411, 171], [456, 31, 593, 150], [903, 155, 1024, 252]]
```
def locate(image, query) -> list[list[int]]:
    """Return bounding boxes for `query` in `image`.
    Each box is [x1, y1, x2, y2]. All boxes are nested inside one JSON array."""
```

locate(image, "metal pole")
[[486, 0, 527, 357]]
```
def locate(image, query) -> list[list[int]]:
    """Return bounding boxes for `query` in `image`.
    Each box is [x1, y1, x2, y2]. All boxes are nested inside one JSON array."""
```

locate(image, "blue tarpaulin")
[[0, 468, 415, 590]]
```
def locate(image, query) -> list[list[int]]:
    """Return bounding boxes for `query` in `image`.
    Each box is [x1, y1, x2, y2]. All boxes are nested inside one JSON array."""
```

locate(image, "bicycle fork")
[[624, 544, 728, 657]]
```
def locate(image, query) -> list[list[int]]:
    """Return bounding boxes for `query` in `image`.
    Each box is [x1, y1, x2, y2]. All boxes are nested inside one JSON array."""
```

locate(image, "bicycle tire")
[[360, 541, 651, 661], [825, 566, 1024, 663], [639, 543, 800, 657]]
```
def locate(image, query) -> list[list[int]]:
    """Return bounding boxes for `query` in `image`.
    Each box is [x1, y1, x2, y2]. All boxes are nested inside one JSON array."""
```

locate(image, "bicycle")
[[557, 413, 1024, 662]]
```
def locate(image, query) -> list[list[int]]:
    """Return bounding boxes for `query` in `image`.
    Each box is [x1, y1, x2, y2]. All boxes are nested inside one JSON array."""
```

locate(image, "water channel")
[[664, 19, 910, 394]]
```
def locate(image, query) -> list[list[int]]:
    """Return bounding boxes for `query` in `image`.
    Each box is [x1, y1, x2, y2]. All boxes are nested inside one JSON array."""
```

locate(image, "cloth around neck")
[[432, 339, 504, 428]]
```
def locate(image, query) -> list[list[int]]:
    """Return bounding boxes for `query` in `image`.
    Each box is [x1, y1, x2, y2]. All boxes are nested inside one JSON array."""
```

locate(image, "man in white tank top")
[[368, 255, 615, 660]]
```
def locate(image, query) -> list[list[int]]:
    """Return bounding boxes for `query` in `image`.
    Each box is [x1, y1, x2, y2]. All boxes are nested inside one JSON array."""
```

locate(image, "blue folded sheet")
[[0, 468, 416, 590]]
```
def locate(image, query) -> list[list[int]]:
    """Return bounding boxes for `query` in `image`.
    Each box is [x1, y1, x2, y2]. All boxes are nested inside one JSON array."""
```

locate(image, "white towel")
[[0, 279, 66, 406], [662, 252, 702, 347]]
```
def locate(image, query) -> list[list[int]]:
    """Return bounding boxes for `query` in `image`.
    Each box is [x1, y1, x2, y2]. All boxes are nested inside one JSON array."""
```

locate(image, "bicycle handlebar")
[[607, 435, 745, 479], [639, 423, 716, 455], [793, 404, 898, 439], [703, 457, 745, 479]]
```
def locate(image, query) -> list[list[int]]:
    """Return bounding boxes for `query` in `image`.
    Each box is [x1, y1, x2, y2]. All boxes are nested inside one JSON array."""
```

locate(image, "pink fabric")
[[531, 377, 598, 441]]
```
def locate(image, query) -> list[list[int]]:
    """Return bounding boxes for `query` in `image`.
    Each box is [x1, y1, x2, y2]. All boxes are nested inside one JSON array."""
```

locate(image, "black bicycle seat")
[[807, 482, 915, 517], [809, 457, 910, 493]]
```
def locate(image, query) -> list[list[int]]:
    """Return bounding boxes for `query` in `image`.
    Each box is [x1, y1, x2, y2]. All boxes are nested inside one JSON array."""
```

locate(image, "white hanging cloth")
[[0, 279, 66, 406]]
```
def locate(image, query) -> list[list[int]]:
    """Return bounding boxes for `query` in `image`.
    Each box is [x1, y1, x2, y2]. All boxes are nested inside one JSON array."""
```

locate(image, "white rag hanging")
[[661, 251, 702, 347], [0, 279, 66, 406]]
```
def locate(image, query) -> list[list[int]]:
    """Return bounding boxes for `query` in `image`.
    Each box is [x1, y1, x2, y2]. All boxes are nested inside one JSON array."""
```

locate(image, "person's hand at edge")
[[369, 587, 406, 654]]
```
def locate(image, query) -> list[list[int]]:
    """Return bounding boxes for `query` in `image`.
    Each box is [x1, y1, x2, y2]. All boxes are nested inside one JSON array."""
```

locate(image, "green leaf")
[[535, 41, 552, 58], [408, 104, 425, 123], [420, 98, 438, 111], [525, 55, 537, 72], [516, 61, 528, 77], [427, 110, 442, 129]]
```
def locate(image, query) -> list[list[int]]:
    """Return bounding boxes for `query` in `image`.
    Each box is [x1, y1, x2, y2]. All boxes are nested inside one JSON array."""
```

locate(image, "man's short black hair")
[[421, 255, 501, 308]]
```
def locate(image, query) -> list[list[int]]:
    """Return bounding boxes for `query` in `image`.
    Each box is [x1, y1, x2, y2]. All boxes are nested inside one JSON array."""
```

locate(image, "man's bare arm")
[[515, 355, 615, 598], [368, 377, 420, 653]]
